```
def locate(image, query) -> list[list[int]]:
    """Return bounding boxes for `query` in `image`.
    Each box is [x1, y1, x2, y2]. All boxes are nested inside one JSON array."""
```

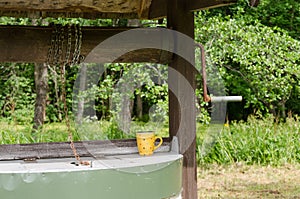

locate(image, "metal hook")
[[195, 43, 242, 103]]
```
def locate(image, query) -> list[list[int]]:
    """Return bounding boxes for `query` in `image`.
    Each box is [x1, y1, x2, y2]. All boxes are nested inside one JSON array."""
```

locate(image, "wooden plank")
[[0, 138, 171, 161], [167, 0, 198, 198], [0, 0, 139, 12], [0, 25, 172, 63], [0, 10, 139, 19], [148, 0, 168, 19], [0, 0, 151, 19], [0, 0, 239, 19], [138, 0, 153, 19]]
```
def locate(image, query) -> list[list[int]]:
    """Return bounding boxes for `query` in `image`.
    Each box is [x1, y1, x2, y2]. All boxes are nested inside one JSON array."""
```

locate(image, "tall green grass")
[[0, 121, 76, 144], [0, 120, 168, 144], [1, 115, 300, 167], [197, 115, 300, 166]]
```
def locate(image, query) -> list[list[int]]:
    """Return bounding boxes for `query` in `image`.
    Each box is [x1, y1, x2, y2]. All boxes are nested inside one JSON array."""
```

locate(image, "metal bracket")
[[171, 136, 179, 154]]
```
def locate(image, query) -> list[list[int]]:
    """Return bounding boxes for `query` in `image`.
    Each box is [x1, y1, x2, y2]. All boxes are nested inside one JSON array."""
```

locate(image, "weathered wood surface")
[[0, 138, 170, 161], [0, 0, 152, 19], [167, 0, 198, 198], [0, 0, 237, 19], [0, 26, 172, 63]]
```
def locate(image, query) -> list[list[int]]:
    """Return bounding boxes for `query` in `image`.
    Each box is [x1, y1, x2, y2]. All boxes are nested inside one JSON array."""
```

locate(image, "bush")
[[195, 9, 300, 117]]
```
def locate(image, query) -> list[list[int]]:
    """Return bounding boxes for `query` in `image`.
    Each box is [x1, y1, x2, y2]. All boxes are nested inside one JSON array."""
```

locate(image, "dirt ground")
[[197, 164, 300, 199]]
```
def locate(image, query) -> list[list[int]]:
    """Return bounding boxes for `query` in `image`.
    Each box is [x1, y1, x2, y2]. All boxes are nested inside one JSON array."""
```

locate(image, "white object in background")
[[210, 96, 242, 103]]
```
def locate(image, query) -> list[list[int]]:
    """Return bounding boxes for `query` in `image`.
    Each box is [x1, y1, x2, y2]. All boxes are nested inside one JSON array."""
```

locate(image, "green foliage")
[[286, 85, 300, 115], [198, 115, 300, 166], [201, 0, 300, 39], [195, 87, 211, 124], [248, 0, 300, 40], [195, 14, 300, 115], [104, 120, 131, 140], [4, 115, 300, 167], [47, 64, 79, 122], [0, 119, 168, 144], [92, 63, 168, 120], [0, 121, 76, 144], [0, 16, 113, 26], [0, 1, 299, 155], [0, 63, 35, 124]]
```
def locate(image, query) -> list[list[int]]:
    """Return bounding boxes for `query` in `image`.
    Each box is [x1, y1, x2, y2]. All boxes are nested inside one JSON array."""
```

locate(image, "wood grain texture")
[[0, 138, 170, 161], [0, 0, 237, 19], [0, 0, 139, 12], [0, 26, 172, 63], [0, 0, 149, 19], [167, 0, 198, 198]]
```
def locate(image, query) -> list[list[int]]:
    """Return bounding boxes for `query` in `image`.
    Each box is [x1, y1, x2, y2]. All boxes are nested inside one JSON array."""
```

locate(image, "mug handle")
[[153, 136, 163, 151]]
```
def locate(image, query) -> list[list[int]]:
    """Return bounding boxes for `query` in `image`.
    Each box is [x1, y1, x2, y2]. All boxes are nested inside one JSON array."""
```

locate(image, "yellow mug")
[[136, 131, 163, 156]]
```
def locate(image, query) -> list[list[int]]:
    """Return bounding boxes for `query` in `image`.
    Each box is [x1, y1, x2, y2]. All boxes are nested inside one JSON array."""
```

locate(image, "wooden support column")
[[167, 1, 197, 199]]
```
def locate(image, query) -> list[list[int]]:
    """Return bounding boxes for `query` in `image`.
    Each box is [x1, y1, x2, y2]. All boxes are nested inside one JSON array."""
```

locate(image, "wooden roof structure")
[[0, 0, 237, 64], [0, 1, 242, 199], [0, 0, 236, 19]]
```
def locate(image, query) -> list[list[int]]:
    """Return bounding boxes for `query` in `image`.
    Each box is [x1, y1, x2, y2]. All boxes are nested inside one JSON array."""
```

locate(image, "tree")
[[248, 0, 300, 40], [0, 63, 35, 123], [200, 0, 300, 40], [195, 14, 300, 117], [33, 63, 48, 131]]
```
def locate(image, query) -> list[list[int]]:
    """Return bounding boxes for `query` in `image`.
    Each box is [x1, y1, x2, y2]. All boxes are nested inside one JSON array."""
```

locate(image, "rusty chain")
[[65, 24, 72, 66], [47, 24, 89, 166]]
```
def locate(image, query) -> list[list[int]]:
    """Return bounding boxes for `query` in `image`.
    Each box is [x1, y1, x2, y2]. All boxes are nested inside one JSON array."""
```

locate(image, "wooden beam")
[[0, 138, 171, 161], [0, 26, 172, 63], [0, 0, 238, 20], [167, 0, 197, 198], [148, 0, 168, 19]]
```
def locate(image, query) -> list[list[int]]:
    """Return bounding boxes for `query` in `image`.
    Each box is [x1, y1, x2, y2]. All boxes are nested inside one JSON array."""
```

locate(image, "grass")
[[196, 115, 300, 197], [2, 115, 300, 198], [1, 114, 300, 167], [0, 119, 169, 144], [197, 114, 300, 166], [0, 121, 73, 144], [198, 163, 300, 198]]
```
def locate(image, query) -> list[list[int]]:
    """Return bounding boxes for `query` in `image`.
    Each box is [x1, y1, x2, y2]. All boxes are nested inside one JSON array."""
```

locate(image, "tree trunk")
[[119, 90, 132, 134], [136, 94, 143, 119], [48, 65, 62, 121], [33, 63, 48, 132], [76, 64, 87, 124]]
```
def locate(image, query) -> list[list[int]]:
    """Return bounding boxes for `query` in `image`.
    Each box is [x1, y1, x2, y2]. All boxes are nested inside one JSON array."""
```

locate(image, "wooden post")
[[167, 1, 197, 198]]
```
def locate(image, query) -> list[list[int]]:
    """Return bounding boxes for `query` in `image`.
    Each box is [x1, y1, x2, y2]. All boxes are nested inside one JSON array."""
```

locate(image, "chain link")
[[48, 24, 83, 67], [53, 24, 60, 66], [71, 24, 79, 65], [46, 24, 56, 66], [59, 25, 64, 65], [47, 24, 88, 165], [75, 24, 83, 64], [65, 24, 72, 66]]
